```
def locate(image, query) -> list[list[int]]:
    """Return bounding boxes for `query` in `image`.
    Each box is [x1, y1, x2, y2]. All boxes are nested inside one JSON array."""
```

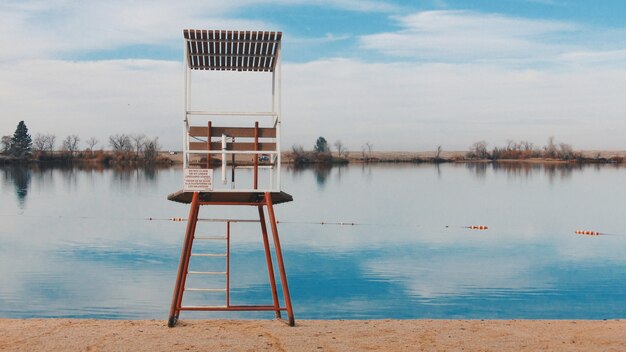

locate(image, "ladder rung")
[[185, 288, 227, 292], [194, 236, 227, 240], [181, 305, 228, 309], [191, 253, 227, 257], [188, 271, 227, 275]]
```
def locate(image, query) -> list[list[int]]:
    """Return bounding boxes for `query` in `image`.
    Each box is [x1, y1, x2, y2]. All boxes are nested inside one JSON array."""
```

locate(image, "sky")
[[1, 0, 626, 152]]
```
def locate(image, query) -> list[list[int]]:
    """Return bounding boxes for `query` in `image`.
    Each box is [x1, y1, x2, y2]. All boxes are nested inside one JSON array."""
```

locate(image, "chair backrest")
[[188, 124, 277, 153], [186, 121, 278, 191]]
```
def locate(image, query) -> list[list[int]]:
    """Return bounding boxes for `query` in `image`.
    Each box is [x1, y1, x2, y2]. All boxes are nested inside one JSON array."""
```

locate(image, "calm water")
[[1, 162, 626, 320]]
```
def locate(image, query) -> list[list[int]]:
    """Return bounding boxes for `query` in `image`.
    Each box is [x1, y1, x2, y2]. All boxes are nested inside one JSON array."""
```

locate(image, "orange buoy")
[[170, 217, 185, 222], [575, 230, 601, 236], [467, 225, 489, 230]]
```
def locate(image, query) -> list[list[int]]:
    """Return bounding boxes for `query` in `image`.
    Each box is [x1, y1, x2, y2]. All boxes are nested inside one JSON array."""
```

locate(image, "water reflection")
[[460, 161, 621, 182], [59, 166, 79, 190], [490, 162, 580, 181], [2, 162, 626, 320], [1, 166, 31, 208], [0, 164, 169, 208], [290, 164, 336, 187], [111, 165, 161, 185], [464, 162, 488, 179], [361, 163, 373, 181]]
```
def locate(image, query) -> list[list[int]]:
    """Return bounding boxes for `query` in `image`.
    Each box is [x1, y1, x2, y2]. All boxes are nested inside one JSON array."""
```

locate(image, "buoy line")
[[1, 213, 618, 237]]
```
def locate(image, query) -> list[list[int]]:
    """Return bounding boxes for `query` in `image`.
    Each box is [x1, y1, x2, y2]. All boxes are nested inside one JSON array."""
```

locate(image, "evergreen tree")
[[10, 121, 32, 158], [314, 136, 329, 153]]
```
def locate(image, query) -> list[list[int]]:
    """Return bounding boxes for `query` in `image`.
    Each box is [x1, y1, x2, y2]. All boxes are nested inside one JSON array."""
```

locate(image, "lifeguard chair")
[[167, 30, 294, 327]]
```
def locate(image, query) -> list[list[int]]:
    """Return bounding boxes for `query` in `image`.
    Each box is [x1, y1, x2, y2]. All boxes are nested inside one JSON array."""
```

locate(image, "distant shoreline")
[[282, 150, 626, 165], [2, 150, 625, 166]]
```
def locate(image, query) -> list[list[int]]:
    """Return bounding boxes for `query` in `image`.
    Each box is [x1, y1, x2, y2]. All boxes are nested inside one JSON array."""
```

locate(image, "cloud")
[[3, 57, 626, 151], [360, 10, 580, 63], [363, 252, 550, 299], [308, 0, 400, 13], [0, 0, 274, 61], [283, 59, 626, 150], [286, 32, 352, 46], [559, 48, 626, 65], [0, 59, 182, 147], [261, 0, 400, 13], [0, 0, 401, 62]]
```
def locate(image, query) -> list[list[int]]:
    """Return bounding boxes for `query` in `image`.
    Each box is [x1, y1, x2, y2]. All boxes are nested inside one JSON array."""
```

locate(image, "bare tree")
[[62, 135, 80, 156], [130, 133, 146, 156], [109, 134, 132, 153], [544, 136, 557, 158], [334, 140, 346, 157], [33, 134, 47, 152], [435, 145, 443, 160], [1, 135, 11, 154], [292, 144, 304, 155], [520, 140, 534, 151], [85, 137, 98, 152], [31, 133, 56, 155], [362, 142, 373, 161], [468, 141, 489, 159], [291, 144, 315, 165], [558, 143, 574, 160], [44, 135, 56, 153], [505, 139, 517, 151], [142, 137, 161, 161]]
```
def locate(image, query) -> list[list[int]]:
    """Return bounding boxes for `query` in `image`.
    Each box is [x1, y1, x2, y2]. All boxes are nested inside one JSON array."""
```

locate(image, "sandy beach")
[[1, 319, 625, 351]]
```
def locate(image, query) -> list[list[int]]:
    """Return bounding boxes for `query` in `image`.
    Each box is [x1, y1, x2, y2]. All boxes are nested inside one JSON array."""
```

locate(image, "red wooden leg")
[[265, 192, 295, 326], [258, 206, 282, 318], [168, 192, 200, 327]]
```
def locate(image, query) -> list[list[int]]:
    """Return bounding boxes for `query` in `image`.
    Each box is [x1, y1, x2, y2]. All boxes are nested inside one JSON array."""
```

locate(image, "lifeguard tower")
[[167, 30, 294, 327]]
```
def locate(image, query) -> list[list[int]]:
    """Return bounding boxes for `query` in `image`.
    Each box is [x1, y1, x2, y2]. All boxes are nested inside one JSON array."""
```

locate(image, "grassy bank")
[[281, 150, 626, 165], [1, 151, 174, 166], [7, 150, 622, 167]]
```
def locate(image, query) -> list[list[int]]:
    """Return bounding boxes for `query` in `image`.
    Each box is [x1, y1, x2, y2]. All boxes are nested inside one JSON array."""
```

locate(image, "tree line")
[[466, 137, 582, 161], [1, 121, 163, 163], [290, 136, 356, 165]]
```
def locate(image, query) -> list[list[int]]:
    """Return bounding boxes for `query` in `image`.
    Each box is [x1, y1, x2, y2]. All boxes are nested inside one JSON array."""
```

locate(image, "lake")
[[1, 162, 626, 320]]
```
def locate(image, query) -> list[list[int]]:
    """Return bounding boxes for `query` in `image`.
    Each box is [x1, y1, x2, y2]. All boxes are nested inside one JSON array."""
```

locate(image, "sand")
[[1, 319, 625, 351]]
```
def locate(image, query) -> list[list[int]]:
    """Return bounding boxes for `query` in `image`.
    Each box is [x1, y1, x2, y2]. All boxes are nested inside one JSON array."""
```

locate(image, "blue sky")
[[67, 1, 626, 62], [2, 0, 626, 151]]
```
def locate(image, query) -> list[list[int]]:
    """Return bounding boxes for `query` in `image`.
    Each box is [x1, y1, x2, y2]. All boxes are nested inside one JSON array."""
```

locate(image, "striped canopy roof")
[[183, 30, 282, 72]]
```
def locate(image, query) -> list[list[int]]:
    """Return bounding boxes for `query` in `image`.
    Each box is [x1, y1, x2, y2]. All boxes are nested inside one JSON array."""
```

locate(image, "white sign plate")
[[183, 168, 213, 192]]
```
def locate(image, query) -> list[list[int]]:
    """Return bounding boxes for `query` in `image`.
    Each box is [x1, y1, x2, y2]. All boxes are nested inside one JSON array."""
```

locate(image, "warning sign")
[[183, 168, 213, 192]]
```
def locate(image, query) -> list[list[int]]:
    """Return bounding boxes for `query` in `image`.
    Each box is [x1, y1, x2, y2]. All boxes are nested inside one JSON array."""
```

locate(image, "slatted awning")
[[183, 30, 282, 72]]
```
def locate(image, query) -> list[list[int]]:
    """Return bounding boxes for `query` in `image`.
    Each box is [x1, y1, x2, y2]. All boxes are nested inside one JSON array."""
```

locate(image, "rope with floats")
[[154, 218, 491, 229], [0, 214, 618, 236], [125, 218, 623, 237], [156, 218, 493, 230], [160, 218, 411, 227], [465, 225, 489, 230], [575, 230, 603, 236]]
